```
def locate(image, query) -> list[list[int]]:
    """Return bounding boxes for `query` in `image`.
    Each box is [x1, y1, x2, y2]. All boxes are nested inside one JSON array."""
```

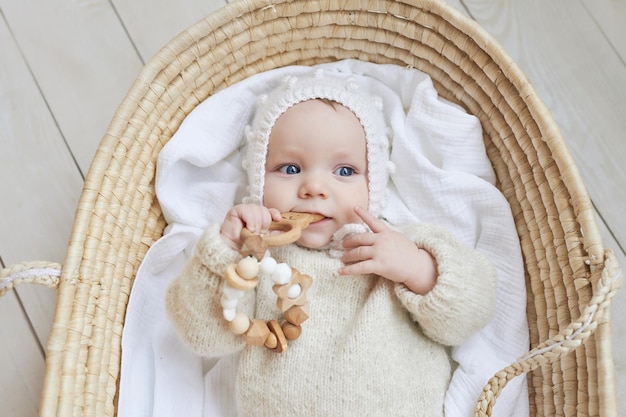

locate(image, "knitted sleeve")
[[393, 223, 497, 346], [165, 224, 254, 357]]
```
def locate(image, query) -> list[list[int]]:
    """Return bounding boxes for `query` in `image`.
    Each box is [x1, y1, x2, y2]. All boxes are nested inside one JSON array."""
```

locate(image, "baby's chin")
[[295, 233, 332, 250]]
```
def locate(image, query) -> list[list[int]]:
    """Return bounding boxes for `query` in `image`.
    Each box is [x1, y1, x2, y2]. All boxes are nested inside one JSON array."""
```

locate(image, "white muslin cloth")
[[118, 59, 529, 417]]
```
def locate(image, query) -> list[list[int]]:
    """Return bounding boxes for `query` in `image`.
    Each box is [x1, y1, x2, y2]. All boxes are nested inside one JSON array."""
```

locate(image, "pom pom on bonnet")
[[242, 69, 394, 217]]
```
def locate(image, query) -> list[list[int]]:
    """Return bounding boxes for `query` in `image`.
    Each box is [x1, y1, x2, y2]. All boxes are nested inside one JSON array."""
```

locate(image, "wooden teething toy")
[[222, 212, 323, 353], [240, 212, 324, 259]]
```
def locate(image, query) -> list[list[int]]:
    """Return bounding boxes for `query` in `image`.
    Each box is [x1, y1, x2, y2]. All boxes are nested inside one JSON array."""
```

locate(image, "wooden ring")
[[240, 212, 324, 248]]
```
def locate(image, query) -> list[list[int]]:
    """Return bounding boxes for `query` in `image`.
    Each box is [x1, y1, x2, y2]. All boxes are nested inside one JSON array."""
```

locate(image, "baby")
[[166, 71, 497, 416]]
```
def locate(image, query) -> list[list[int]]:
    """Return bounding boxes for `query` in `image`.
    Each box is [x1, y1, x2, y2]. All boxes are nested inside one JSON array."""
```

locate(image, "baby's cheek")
[[347, 206, 367, 224], [262, 183, 287, 211], [346, 213, 362, 225]]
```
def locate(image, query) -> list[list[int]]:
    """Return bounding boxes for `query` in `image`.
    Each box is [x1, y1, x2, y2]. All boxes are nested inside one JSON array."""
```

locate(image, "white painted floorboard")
[[1, 1, 624, 416]]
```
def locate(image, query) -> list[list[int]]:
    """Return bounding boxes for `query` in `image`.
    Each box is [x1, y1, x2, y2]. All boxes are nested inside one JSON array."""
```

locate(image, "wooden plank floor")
[[0, 0, 624, 415]]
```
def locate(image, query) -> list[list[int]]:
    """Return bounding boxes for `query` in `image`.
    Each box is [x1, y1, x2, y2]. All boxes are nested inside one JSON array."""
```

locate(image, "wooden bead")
[[225, 263, 258, 291], [240, 234, 267, 260], [229, 312, 250, 335], [267, 320, 288, 353], [277, 292, 305, 311], [274, 270, 312, 311], [236, 256, 259, 279], [284, 303, 310, 326], [245, 319, 270, 346], [281, 322, 302, 340], [264, 332, 278, 349]]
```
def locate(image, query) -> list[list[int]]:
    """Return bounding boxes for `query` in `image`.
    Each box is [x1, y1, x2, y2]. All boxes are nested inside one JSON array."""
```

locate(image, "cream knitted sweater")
[[166, 222, 497, 417]]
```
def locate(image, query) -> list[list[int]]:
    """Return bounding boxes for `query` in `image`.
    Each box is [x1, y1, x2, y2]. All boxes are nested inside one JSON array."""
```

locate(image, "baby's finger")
[[341, 232, 376, 249], [341, 245, 374, 264], [259, 208, 278, 232], [339, 259, 377, 276], [353, 206, 388, 233], [268, 208, 283, 222], [243, 206, 272, 233]]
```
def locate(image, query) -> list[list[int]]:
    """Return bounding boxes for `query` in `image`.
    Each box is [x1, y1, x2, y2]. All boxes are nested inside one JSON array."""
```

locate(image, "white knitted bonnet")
[[242, 69, 394, 217]]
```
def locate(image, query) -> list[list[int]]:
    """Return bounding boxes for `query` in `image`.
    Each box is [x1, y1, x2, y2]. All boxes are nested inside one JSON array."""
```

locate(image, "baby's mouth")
[[289, 211, 326, 221], [305, 212, 328, 221], [309, 216, 331, 226]]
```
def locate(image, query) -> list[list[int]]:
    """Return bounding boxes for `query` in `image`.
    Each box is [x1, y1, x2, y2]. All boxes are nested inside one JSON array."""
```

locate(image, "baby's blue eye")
[[279, 164, 300, 175], [335, 166, 355, 177]]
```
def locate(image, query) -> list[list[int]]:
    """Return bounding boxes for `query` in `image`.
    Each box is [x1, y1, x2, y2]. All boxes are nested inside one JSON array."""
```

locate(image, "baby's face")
[[263, 99, 369, 249]]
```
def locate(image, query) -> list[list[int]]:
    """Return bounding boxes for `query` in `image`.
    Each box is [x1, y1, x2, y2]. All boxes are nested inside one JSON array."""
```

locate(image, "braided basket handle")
[[0, 261, 62, 296], [473, 249, 623, 416]]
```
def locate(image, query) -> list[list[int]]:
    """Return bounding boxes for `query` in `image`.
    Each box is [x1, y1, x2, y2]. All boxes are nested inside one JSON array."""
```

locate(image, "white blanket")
[[118, 60, 529, 417]]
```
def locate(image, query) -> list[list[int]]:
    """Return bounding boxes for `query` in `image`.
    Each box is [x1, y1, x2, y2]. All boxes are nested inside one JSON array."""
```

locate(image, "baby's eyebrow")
[[334, 151, 366, 164]]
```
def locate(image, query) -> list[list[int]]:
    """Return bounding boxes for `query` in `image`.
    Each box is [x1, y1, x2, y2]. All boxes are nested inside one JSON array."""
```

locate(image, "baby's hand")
[[339, 206, 437, 295], [220, 204, 282, 251]]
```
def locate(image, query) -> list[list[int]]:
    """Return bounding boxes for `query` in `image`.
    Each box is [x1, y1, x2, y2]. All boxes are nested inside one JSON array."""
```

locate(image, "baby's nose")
[[298, 175, 328, 198]]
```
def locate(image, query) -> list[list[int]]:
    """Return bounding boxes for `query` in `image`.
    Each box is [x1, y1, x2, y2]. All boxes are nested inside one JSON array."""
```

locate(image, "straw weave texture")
[[12, 0, 618, 415]]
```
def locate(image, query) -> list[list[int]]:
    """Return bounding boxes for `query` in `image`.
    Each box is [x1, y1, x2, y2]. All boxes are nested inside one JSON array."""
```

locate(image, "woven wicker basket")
[[1, 0, 622, 416]]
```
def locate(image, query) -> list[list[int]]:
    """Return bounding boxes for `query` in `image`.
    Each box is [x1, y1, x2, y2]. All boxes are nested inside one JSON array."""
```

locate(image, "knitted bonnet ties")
[[242, 69, 395, 217]]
